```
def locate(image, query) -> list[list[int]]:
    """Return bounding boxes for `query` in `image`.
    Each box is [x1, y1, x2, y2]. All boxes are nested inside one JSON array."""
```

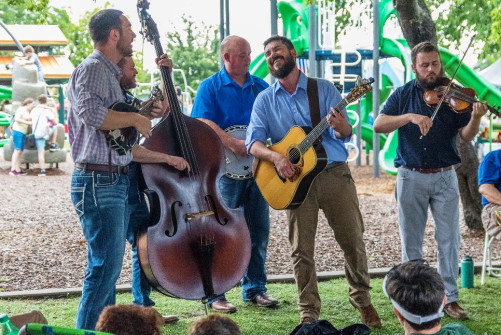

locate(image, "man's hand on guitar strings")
[[273, 153, 296, 179], [135, 114, 153, 138], [147, 99, 166, 119], [326, 107, 346, 130]]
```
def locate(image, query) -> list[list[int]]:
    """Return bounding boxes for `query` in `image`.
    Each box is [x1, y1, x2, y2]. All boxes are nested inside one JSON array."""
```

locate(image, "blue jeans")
[[126, 162, 154, 306], [209, 176, 270, 304], [71, 168, 129, 330]]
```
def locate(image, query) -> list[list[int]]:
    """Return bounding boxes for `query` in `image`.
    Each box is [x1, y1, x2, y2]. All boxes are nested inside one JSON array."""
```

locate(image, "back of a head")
[[38, 94, 48, 104], [95, 305, 163, 335], [89, 9, 123, 45], [24, 45, 34, 54], [384, 260, 445, 331], [188, 314, 241, 335]]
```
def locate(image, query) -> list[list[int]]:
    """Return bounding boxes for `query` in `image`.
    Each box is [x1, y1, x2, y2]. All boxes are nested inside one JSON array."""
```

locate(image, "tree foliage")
[[163, 15, 220, 91]]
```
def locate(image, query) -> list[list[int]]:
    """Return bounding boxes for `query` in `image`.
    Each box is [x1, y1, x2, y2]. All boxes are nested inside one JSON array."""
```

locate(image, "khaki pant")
[[482, 203, 501, 240], [286, 163, 372, 321]]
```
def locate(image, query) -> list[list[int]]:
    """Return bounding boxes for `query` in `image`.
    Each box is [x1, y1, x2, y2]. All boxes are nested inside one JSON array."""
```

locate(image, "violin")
[[423, 77, 501, 117]]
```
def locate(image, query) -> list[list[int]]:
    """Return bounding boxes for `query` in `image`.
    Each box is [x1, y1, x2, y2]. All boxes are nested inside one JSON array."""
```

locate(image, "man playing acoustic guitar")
[[246, 35, 381, 328], [190, 35, 278, 313]]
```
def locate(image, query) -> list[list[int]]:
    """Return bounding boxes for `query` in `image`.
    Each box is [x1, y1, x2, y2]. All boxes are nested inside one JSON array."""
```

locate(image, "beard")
[[416, 67, 444, 90], [268, 54, 296, 79], [117, 37, 133, 58]]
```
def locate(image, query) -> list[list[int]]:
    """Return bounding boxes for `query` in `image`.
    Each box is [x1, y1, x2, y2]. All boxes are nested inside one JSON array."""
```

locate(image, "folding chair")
[[481, 231, 501, 285]]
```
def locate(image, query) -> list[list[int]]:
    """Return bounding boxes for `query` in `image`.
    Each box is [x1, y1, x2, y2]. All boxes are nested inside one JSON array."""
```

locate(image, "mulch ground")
[[0, 150, 499, 292]]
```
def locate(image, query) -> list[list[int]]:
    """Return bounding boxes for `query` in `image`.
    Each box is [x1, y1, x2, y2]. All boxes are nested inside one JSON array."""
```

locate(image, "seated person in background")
[[95, 305, 163, 335], [383, 260, 473, 335], [188, 314, 241, 335], [478, 149, 501, 240]]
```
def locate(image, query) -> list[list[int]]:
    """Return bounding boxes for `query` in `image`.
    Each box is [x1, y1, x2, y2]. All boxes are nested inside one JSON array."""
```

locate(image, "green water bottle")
[[461, 254, 474, 289], [0, 313, 19, 335]]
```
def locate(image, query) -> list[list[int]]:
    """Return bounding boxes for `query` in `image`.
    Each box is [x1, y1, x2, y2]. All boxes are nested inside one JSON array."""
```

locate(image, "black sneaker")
[[49, 143, 61, 152], [18, 170, 28, 176]]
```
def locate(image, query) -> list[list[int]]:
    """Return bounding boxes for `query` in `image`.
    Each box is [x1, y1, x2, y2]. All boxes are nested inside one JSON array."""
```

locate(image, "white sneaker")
[[38, 169, 46, 177]]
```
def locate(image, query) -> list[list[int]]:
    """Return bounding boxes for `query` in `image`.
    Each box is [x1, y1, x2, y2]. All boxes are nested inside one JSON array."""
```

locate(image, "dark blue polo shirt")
[[381, 80, 471, 168]]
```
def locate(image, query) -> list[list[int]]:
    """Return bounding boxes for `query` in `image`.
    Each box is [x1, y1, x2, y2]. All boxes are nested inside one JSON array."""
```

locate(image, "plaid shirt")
[[67, 49, 131, 165]]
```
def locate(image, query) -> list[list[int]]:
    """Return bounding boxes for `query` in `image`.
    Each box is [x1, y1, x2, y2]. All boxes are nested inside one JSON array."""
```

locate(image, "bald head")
[[220, 35, 250, 56], [220, 35, 251, 82]]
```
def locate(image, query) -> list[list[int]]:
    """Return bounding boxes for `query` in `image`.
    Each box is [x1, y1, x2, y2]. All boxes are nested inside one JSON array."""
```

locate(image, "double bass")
[[136, 0, 251, 301]]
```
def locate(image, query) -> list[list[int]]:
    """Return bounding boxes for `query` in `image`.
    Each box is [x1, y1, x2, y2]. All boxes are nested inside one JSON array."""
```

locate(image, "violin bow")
[[420, 34, 476, 139]]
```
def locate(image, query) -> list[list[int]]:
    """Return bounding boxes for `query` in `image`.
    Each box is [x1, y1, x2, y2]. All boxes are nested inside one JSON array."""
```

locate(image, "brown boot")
[[444, 302, 468, 320], [357, 304, 382, 328]]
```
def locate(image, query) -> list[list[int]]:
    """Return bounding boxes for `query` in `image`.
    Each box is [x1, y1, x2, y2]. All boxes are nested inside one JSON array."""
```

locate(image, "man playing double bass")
[[373, 41, 488, 319], [190, 35, 278, 313]]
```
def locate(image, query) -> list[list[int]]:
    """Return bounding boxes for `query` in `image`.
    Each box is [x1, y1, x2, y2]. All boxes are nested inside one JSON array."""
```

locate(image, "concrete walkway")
[[1, 261, 499, 299]]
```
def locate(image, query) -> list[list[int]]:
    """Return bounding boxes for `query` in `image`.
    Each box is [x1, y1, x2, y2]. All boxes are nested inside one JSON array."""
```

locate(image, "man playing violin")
[[373, 41, 488, 320]]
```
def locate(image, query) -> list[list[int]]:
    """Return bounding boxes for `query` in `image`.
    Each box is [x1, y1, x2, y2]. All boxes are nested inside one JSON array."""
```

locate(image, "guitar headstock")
[[137, 0, 158, 46], [345, 77, 374, 104], [151, 85, 164, 101]]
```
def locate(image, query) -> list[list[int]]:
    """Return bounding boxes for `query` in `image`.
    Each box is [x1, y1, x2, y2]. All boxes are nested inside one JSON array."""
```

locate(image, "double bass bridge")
[[184, 210, 215, 221]]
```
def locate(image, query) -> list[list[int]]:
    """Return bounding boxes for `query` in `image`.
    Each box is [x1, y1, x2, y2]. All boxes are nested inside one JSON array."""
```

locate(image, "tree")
[[164, 15, 220, 91], [393, 0, 484, 230]]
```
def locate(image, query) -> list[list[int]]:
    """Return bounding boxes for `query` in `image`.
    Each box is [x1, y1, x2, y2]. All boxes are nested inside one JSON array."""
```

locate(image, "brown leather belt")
[[402, 166, 452, 174], [75, 163, 129, 174]]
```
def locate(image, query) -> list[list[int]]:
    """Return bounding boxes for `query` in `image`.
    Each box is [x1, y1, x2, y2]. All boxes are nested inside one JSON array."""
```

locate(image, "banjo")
[[224, 125, 253, 179]]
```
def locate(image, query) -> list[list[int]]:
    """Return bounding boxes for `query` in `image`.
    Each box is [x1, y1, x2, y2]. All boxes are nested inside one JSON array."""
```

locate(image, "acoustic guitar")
[[253, 78, 374, 210], [105, 86, 163, 155]]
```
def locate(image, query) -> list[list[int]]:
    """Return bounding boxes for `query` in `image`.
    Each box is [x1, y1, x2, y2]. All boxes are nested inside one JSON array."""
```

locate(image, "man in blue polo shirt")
[[478, 150, 501, 240], [373, 41, 487, 320], [190, 35, 278, 313]]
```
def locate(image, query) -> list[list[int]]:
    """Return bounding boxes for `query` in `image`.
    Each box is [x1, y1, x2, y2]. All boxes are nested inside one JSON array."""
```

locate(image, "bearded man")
[[373, 41, 487, 320], [246, 35, 381, 329]]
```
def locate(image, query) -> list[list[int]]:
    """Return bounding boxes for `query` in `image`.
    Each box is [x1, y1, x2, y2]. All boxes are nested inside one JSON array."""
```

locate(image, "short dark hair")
[[24, 45, 34, 53], [188, 314, 241, 335], [385, 260, 444, 331], [411, 41, 439, 65], [263, 35, 295, 50], [89, 9, 124, 45], [38, 94, 48, 104], [117, 53, 133, 69]]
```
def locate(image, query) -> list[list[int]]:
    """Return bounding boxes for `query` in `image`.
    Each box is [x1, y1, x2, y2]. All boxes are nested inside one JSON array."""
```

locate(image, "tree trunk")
[[393, 0, 484, 230], [455, 137, 483, 229], [393, 0, 437, 48]]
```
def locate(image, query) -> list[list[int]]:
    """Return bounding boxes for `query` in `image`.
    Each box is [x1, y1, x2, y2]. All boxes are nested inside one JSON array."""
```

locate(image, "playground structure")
[[249, 0, 501, 175]]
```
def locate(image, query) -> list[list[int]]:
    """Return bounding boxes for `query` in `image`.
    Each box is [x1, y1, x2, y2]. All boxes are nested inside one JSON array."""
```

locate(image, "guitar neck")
[[138, 99, 154, 116], [298, 98, 349, 154]]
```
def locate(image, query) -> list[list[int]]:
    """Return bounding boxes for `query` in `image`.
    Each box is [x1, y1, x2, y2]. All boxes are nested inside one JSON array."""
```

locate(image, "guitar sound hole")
[[288, 148, 301, 165]]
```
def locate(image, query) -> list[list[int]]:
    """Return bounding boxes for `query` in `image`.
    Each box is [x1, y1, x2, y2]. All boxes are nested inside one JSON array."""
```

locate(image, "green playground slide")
[[0, 85, 12, 100]]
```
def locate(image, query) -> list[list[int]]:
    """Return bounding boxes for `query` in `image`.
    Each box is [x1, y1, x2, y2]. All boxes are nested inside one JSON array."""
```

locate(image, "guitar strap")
[[307, 77, 320, 127], [307, 77, 321, 144]]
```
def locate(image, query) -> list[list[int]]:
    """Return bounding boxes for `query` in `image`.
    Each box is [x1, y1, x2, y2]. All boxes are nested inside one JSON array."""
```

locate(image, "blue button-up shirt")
[[246, 71, 351, 163], [381, 80, 471, 168], [67, 49, 131, 165], [191, 67, 269, 129]]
